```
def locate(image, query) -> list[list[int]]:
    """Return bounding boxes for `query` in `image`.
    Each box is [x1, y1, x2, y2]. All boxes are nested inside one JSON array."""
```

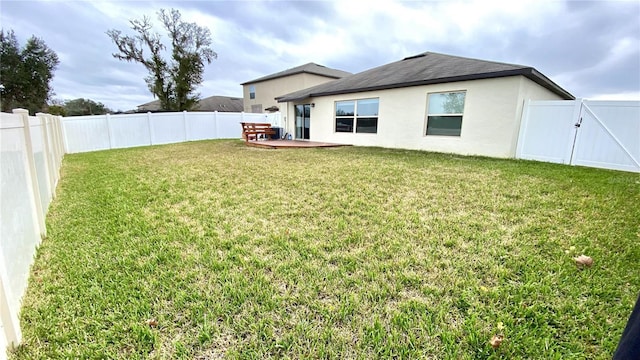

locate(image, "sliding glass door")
[[295, 104, 310, 140]]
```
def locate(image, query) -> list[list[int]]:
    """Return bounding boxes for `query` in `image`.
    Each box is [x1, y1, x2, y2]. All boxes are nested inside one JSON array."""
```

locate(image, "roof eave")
[[276, 95, 309, 103], [522, 68, 575, 100], [242, 70, 346, 86]]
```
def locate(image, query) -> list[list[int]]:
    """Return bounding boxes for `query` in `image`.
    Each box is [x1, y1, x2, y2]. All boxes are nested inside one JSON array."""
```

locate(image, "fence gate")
[[517, 99, 640, 173], [571, 101, 640, 172]]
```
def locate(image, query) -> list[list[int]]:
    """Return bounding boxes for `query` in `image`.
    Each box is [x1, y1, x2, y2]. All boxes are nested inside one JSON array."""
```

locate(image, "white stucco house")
[[275, 52, 574, 158]]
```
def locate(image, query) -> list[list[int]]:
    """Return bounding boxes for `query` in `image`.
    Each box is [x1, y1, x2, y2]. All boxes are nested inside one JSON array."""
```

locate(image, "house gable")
[[241, 63, 351, 113], [241, 63, 351, 85]]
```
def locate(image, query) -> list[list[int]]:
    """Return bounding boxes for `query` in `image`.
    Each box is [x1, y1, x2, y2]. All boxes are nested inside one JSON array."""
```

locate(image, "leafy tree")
[[63, 98, 112, 116], [47, 104, 66, 116], [107, 9, 216, 111], [46, 98, 65, 116], [0, 30, 59, 114], [0, 31, 21, 111]]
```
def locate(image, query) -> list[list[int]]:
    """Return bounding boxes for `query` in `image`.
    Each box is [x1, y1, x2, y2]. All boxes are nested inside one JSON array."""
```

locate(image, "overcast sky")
[[1, 0, 639, 111]]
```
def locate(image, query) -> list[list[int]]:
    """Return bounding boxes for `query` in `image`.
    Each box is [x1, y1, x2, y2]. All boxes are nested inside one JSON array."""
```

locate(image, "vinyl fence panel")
[[215, 112, 244, 138], [517, 99, 640, 172], [187, 112, 218, 140], [572, 101, 640, 172], [62, 111, 283, 153], [150, 112, 186, 145], [0, 114, 40, 319], [516, 100, 580, 164], [108, 113, 152, 149], [1, 110, 65, 351], [28, 116, 52, 213], [62, 115, 111, 153]]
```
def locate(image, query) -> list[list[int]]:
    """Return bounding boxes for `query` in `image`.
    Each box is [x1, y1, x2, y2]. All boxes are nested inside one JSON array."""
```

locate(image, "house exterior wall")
[[242, 73, 339, 113], [243, 73, 342, 135], [284, 75, 564, 158]]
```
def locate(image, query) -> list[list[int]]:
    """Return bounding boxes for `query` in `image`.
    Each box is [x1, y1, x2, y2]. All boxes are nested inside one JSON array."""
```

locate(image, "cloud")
[[588, 91, 640, 101], [1, 0, 638, 111]]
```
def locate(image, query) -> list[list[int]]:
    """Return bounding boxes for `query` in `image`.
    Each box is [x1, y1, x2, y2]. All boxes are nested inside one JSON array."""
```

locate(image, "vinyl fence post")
[[183, 110, 189, 141], [47, 115, 58, 166], [57, 115, 65, 157], [567, 99, 584, 166], [0, 249, 22, 349], [49, 115, 61, 197], [13, 109, 46, 237], [60, 115, 70, 154], [213, 111, 218, 139], [147, 112, 154, 145], [241, 112, 245, 139], [515, 99, 531, 159], [105, 113, 114, 150], [52, 115, 65, 176], [36, 113, 54, 200]]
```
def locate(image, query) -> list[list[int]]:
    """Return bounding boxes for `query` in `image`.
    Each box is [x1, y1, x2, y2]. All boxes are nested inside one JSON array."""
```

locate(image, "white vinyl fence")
[[517, 99, 640, 172], [62, 111, 282, 153], [0, 110, 65, 354]]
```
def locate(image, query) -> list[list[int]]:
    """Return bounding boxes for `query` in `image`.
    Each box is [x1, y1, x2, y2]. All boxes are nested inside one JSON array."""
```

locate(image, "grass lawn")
[[11, 140, 640, 359]]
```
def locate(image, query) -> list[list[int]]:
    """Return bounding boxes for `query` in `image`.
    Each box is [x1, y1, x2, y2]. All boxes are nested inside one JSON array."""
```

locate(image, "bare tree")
[[107, 9, 216, 111]]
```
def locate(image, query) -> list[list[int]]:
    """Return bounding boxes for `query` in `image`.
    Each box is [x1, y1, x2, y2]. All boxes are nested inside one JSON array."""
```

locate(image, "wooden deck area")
[[246, 140, 350, 149]]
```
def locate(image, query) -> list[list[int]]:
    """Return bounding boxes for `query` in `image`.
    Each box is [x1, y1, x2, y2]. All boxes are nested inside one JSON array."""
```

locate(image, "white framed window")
[[335, 98, 379, 133], [249, 85, 256, 99], [426, 91, 466, 136]]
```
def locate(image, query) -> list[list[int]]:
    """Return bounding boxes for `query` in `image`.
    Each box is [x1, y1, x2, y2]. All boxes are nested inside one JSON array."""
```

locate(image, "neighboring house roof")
[[241, 63, 352, 85], [193, 96, 244, 112], [137, 99, 162, 111], [136, 95, 243, 112], [276, 52, 574, 102]]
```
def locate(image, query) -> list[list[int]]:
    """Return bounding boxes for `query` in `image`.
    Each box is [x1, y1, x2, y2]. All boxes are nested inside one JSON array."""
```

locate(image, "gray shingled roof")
[[276, 52, 573, 102], [137, 95, 243, 112], [193, 96, 243, 112], [241, 63, 352, 85]]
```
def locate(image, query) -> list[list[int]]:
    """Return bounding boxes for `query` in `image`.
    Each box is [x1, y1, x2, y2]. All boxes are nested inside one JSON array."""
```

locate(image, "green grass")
[[11, 140, 640, 359]]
